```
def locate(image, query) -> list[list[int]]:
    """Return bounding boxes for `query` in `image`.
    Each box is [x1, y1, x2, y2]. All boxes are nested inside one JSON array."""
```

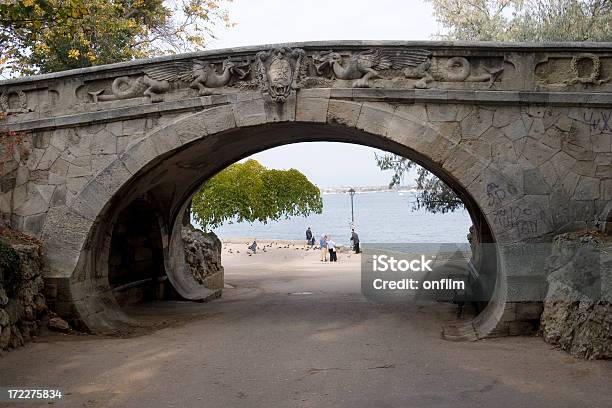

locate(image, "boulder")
[[0, 234, 48, 350], [181, 225, 224, 289], [540, 232, 611, 359], [48, 317, 70, 332]]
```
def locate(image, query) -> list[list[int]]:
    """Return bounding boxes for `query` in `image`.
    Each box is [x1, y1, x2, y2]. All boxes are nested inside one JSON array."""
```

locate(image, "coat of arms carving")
[[255, 47, 305, 103]]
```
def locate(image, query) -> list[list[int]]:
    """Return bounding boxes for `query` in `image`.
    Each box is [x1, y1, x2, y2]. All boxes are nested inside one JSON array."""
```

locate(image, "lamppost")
[[348, 188, 355, 224]]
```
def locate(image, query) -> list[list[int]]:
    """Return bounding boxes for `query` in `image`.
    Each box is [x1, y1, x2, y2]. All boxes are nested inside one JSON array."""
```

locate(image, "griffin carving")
[[90, 57, 250, 102], [314, 49, 432, 88]]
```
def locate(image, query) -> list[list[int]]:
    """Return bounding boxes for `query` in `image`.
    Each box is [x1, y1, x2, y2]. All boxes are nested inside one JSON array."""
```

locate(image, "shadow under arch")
[[48, 113, 506, 339]]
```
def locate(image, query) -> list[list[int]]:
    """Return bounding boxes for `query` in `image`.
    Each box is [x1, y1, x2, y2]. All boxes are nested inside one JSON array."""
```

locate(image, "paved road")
[[1, 251, 611, 408]]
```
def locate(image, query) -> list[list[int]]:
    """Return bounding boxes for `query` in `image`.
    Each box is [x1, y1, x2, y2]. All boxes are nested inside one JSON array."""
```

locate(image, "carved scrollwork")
[[89, 57, 251, 102], [434, 57, 504, 86], [0, 90, 29, 113], [566, 53, 609, 85], [255, 47, 305, 103]]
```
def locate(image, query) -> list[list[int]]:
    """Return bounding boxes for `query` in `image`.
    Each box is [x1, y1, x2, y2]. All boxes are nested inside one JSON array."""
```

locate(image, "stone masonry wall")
[[0, 233, 48, 351], [540, 232, 611, 359]]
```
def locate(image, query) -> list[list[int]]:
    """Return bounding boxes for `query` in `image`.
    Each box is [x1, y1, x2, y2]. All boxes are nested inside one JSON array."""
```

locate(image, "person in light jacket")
[[327, 237, 337, 262], [320, 234, 328, 261]]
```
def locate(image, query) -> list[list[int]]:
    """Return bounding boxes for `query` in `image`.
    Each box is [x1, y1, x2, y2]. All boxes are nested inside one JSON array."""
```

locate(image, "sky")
[[206, 0, 438, 187]]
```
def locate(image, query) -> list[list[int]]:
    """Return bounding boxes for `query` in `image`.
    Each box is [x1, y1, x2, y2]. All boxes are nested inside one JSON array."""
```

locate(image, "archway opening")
[[102, 142, 496, 334], [108, 197, 176, 306], [73, 121, 500, 337]]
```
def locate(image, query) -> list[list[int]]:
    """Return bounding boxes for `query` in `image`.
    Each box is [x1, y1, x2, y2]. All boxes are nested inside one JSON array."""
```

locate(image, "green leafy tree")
[[377, 0, 612, 213], [0, 0, 233, 76], [191, 159, 323, 230], [375, 153, 464, 214], [430, 0, 612, 42]]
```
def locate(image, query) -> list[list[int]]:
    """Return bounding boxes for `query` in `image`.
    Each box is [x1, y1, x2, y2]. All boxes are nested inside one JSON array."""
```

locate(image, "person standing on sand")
[[350, 229, 360, 254], [306, 227, 313, 245], [320, 234, 328, 262], [327, 237, 337, 262]]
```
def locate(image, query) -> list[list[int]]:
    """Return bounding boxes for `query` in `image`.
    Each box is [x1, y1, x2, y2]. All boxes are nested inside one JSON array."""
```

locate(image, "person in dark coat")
[[350, 229, 360, 254], [306, 227, 313, 244]]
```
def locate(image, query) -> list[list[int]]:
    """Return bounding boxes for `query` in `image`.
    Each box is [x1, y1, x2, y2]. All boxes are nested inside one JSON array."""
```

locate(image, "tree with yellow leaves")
[[0, 0, 233, 76]]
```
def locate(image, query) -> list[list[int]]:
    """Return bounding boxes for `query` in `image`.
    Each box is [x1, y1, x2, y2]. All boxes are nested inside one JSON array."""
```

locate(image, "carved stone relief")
[[431, 57, 504, 86], [313, 48, 432, 88], [566, 54, 609, 85], [536, 53, 611, 90], [4, 45, 610, 117], [88, 57, 251, 102], [312, 49, 503, 89], [254, 47, 306, 103], [0, 90, 29, 113]]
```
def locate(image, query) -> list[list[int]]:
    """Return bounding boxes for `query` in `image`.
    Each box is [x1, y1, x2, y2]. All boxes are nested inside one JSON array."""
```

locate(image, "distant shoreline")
[[222, 238, 307, 245], [319, 186, 417, 194]]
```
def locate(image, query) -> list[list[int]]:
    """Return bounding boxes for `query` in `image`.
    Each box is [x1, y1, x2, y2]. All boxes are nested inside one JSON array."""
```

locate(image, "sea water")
[[205, 191, 473, 245]]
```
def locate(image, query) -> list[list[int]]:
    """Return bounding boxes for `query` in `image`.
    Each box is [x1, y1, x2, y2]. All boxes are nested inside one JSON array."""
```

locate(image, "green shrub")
[[0, 239, 21, 296]]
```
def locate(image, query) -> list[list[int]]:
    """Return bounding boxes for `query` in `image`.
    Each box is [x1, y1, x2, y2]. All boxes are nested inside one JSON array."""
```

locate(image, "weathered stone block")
[[67, 163, 91, 179], [442, 146, 489, 186], [95, 160, 133, 197], [203, 105, 237, 133], [90, 130, 117, 155], [591, 133, 612, 153], [601, 179, 612, 200], [298, 88, 331, 99], [573, 176, 600, 200], [426, 104, 461, 122], [327, 100, 361, 127], [523, 169, 550, 194], [24, 213, 46, 236], [296, 97, 329, 123], [515, 302, 544, 320], [233, 97, 266, 127], [508, 321, 538, 336], [120, 138, 158, 175], [520, 137, 558, 167], [503, 118, 529, 140], [386, 114, 434, 148], [149, 127, 182, 156], [460, 107, 493, 139], [356, 102, 394, 135]]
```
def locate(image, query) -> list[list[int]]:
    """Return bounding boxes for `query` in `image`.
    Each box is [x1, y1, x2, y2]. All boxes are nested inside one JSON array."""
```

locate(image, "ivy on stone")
[[0, 239, 22, 297]]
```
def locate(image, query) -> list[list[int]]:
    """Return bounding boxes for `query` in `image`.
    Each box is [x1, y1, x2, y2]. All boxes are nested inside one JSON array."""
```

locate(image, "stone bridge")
[[1, 41, 611, 339]]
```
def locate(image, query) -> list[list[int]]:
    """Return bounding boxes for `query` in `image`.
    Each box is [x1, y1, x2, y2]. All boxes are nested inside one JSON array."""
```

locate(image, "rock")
[[48, 317, 70, 332], [181, 224, 224, 287], [540, 232, 612, 359], [0, 309, 9, 326], [0, 287, 8, 306], [34, 294, 47, 314], [0, 235, 49, 351], [0, 325, 10, 349], [9, 325, 23, 348], [23, 305, 35, 321]]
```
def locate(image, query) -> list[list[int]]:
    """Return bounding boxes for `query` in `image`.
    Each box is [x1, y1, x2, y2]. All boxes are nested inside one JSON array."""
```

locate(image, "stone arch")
[[40, 96, 521, 337]]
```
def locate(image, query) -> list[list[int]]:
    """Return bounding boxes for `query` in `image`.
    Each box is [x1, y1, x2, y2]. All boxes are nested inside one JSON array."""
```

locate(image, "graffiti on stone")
[[492, 206, 538, 237], [486, 182, 506, 207], [581, 111, 612, 134]]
